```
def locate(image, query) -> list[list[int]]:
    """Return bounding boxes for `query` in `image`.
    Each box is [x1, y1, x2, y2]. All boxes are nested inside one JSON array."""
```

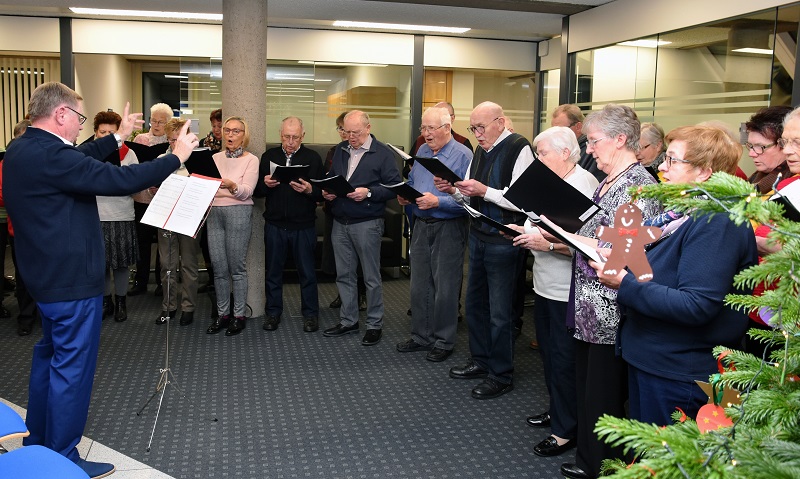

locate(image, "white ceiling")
[[0, 0, 615, 42]]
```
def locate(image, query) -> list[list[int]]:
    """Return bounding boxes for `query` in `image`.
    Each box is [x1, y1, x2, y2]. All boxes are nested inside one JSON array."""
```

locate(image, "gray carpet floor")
[[0, 273, 571, 478]]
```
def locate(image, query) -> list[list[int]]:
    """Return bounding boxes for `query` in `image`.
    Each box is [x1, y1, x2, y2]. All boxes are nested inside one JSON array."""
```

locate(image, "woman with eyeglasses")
[[93, 111, 139, 323], [130, 103, 173, 296], [553, 104, 661, 479], [205, 116, 260, 336], [636, 122, 666, 181], [589, 125, 757, 429], [742, 106, 794, 354]]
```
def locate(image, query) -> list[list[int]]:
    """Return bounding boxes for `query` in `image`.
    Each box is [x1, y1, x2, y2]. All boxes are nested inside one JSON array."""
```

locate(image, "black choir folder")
[[183, 148, 222, 179], [503, 159, 600, 233], [387, 143, 462, 185], [311, 175, 355, 196], [272, 164, 310, 183], [124, 141, 169, 163], [463, 204, 521, 238], [381, 182, 423, 202]]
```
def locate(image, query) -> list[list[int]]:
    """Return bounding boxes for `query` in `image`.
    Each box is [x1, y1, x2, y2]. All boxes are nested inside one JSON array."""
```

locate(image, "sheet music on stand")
[[141, 173, 221, 238]]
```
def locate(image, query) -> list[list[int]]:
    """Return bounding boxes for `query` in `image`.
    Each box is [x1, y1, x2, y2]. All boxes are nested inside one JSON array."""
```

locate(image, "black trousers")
[[134, 201, 161, 286], [574, 340, 627, 478]]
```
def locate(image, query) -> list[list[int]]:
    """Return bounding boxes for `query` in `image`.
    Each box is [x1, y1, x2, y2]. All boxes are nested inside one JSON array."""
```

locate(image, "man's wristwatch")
[[113, 133, 123, 148], [366, 188, 372, 198], [548, 242, 554, 251]]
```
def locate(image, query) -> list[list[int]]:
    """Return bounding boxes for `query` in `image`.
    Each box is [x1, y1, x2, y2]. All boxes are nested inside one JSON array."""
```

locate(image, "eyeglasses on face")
[[343, 129, 364, 137], [281, 134, 302, 142], [65, 106, 87, 125], [663, 154, 692, 169], [223, 128, 244, 135], [586, 136, 607, 148], [778, 137, 800, 150], [467, 117, 501, 136], [744, 142, 776, 155], [419, 124, 446, 134], [150, 119, 167, 127]]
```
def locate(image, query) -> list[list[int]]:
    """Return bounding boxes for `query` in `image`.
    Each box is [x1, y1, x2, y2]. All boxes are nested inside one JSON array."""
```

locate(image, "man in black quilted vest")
[[435, 101, 533, 399]]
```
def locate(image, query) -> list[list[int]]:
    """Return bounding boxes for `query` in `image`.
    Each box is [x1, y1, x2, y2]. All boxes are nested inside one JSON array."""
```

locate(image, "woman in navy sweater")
[[591, 125, 758, 426]]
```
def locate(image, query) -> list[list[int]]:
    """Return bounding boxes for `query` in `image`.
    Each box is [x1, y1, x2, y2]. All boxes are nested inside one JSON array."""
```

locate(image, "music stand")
[[136, 230, 218, 452]]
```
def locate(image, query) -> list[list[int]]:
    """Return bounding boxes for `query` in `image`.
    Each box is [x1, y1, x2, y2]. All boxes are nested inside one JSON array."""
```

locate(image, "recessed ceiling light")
[[617, 40, 672, 48], [70, 7, 222, 21], [731, 47, 773, 55], [333, 20, 469, 34]]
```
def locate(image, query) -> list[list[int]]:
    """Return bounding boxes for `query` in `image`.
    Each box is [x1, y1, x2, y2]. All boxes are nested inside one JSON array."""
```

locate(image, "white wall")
[[424, 36, 536, 71], [0, 16, 58, 52], [569, 0, 795, 53], [74, 53, 133, 143]]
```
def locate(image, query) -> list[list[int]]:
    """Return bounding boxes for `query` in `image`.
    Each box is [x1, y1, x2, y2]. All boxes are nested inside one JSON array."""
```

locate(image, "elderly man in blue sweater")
[[3, 82, 198, 479], [321, 110, 401, 346]]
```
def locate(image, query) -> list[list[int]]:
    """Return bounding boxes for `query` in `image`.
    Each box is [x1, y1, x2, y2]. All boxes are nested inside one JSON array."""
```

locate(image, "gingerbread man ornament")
[[596, 203, 661, 282]]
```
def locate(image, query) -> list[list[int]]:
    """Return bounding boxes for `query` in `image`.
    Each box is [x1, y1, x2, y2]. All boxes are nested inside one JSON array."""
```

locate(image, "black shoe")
[[102, 295, 113, 319], [179, 311, 194, 326], [526, 412, 551, 428], [358, 294, 367, 311], [129, 282, 147, 296], [471, 378, 514, 399], [361, 329, 382, 346], [533, 436, 575, 457], [322, 322, 359, 337], [75, 458, 115, 479], [449, 360, 489, 380], [560, 463, 591, 479], [225, 316, 246, 336], [396, 338, 432, 353], [153, 284, 163, 296], [303, 317, 319, 333], [155, 310, 176, 325], [329, 295, 342, 308], [207, 315, 231, 334], [426, 347, 453, 362], [17, 323, 32, 336], [263, 315, 280, 331], [114, 295, 127, 322]]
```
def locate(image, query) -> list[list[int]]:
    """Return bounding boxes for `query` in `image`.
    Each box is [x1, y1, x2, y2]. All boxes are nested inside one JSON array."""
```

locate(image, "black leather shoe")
[[361, 329, 382, 346], [263, 315, 280, 331], [329, 295, 342, 308], [225, 316, 246, 336], [426, 347, 453, 362], [154, 310, 176, 325], [17, 323, 32, 336], [179, 311, 194, 326], [396, 339, 432, 352], [128, 282, 147, 296], [207, 315, 231, 334], [358, 294, 367, 311], [471, 378, 514, 399], [323, 322, 359, 337], [526, 412, 551, 428], [560, 463, 591, 479], [449, 360, 489, 379], [533, 436, 575, 457], [303, 317, 319, 332]]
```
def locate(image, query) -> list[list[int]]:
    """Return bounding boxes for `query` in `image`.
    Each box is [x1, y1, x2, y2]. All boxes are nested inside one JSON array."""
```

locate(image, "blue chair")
[[0, 401, 28, 442], [0, 445, 89, 478]]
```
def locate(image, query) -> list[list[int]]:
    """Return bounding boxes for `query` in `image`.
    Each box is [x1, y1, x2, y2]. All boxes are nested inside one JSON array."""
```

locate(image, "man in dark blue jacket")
[[3, 82, 198, 479], [321, 110, 401, 346]]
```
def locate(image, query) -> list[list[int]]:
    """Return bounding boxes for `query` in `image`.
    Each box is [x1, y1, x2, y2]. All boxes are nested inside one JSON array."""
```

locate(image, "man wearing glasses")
[[435, 101, 533, 400], [3, 82, 199, 479], [551, 104, 605, 181], [395, 106, 472, 362], [256, 117, 325, 333], [322, 110, 401, 346]]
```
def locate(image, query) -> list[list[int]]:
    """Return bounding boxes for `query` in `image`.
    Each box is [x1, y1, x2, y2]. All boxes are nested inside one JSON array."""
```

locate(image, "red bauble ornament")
[[696, 404, 733, 433]]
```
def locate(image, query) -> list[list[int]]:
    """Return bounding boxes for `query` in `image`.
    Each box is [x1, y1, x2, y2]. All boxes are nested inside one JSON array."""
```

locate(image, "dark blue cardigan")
[[617, 212, 758, 383], [328, 135, 401, 222], [3, 127, 181, 303]]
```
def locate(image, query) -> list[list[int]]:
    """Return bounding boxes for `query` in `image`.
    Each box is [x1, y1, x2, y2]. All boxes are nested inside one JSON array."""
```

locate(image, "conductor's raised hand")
[[171, 120, 200, 163], [116, 102, 144, 140]]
